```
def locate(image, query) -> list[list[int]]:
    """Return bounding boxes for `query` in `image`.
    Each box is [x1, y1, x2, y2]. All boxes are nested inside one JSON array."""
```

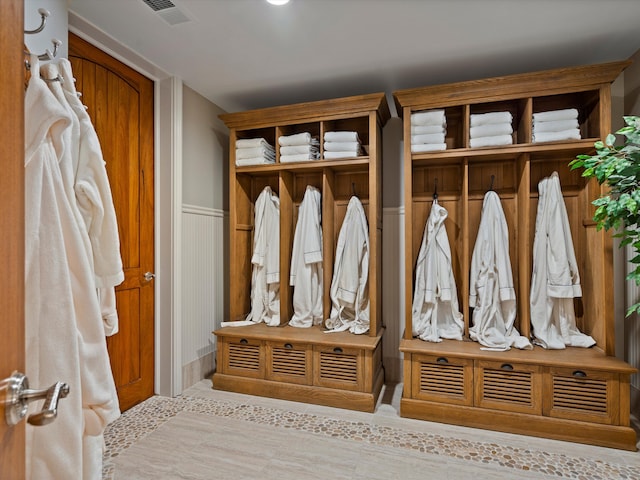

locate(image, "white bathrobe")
[[412, 200, 464, 342], [469, 191, 531, 351], [289, 186, 323, 328], [246, 186, 281, 326], [530, 172, 595, 349], [25, 57, 120, 480], [325, 196, 370, 334]]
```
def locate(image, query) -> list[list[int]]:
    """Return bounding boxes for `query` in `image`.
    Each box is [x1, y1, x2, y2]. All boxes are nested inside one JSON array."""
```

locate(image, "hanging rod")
[[24, 8, 51, 35]]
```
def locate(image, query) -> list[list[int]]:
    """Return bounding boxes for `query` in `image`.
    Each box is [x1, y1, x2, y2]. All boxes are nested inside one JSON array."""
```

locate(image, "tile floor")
[[102, 381, 640, 479]]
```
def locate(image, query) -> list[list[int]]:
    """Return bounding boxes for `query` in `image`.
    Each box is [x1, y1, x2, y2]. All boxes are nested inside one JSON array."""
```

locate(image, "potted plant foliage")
[[570, 115, 640, 315]]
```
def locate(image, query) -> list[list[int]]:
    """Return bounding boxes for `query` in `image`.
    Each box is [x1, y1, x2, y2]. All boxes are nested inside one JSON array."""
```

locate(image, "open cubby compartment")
[[532, 90, 601, 141], [235, 126, 277, 151], [468, 99, 528, 147], [528, 154, 612, 352], [230, 172, 280, 322], [276, 122, 321, 162], [408, 105, 464, 152], [409, 160, 466, 333], [322, 115, 370, 158]]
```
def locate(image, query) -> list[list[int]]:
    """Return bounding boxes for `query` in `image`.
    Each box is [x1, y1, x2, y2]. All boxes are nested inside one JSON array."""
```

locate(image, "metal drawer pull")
[[572, 370, 587, 378], [333, 347, 343, 353], [436, 357, 448, 364], [239, 338, 248, 345], [501, 363, 514, 371], [284, 343, 293, 349]]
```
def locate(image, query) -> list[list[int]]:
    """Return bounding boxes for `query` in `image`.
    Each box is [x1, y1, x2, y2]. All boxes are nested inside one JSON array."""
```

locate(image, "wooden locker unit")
[[394, 61, 637, 450], [213, 93, 389, 412]]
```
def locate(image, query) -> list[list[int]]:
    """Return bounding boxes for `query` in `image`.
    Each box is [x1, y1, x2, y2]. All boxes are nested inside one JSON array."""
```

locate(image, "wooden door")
[[69, 33, 155, 411], [0, 1, 26, 477]]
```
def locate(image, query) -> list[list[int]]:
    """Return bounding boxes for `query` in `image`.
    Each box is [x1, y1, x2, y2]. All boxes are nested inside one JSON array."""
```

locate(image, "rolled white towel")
[[236, 137, 272, 149], [280, 153, 318, 163], [411, 132, 446, 145], [411, 124, 446, 135], [324, 151, 360, 159], [532, 118, 579, 133], [532, 128, 581, 143], [236, 156, 275, 167], [324, 131, 360, 143], [323, 141, 361, 152], [279, 132, 313, 146], [469, 134, 513, 148], [411, 143, 447, 153], [470, 123, 513, 138], [532, 108, 578, 123], [411, 109, 446, 126], [236, 146, 275, 160], [470, 111, 513, 127], [280, 144, 319, 155]]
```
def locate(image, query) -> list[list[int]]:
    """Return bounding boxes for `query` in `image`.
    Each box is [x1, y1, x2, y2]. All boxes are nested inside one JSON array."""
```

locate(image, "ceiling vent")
[[141, 0, 192, 26]]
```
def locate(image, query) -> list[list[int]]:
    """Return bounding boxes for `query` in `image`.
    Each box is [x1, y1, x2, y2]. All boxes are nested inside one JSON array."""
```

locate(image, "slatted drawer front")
[[313, 346, 363, 391], [222, 338, 264, 379], [475, 361, 542, 414], [411, 354, 473, 405], [266, 342, 312, 385], [545, 367, 618, 425]]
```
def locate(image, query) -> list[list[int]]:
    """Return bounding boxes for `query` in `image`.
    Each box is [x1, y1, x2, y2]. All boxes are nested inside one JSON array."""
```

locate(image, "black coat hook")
[[433, 178, 438, 200], [352, 182, 357, 197], [489, 174, 495, 191]]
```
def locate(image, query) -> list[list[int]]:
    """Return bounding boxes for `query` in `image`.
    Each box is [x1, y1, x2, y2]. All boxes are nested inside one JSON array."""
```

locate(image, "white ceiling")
[[68, 0, 640, 115]]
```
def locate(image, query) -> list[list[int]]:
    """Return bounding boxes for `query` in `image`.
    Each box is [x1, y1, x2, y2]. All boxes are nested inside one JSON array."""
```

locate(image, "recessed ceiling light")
[[267, 0, 290, 5]]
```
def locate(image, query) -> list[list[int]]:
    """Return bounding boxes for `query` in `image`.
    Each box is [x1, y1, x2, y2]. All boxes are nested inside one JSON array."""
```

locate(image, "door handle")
[[144, 272, 156, 282], [2, 371, 69, 426]]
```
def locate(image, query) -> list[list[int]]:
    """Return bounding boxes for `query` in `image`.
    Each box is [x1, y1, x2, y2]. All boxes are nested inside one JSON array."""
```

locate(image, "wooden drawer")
[[219, 337, 264, 379], [266, 341, 312, 385], [543, 367, 619, 425], [475, 360, 542, 414], [410, 353, 473, 406], [313, 345, 363, 392]]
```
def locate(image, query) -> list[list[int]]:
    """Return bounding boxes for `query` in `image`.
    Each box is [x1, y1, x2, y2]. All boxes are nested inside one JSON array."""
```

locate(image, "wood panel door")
[[69, 33, 155, 411], [0, 1, 25, 477]]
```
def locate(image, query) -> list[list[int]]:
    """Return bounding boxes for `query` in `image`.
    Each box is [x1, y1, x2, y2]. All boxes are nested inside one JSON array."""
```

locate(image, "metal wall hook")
[[433, 178, 438, 200], [24, 7, 51, 35], [37, 38, 62, 61], [489, 174, 495, 191]]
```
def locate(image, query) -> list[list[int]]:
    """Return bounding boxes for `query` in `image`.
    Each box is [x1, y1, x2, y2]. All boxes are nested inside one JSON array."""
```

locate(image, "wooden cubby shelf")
[[213, 93, 390, 412], [394, 61, 638, 451]]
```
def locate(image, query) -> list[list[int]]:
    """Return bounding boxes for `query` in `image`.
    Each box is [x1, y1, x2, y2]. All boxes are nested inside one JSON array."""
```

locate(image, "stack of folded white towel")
[[279, 132, 320, 163], [469, 111, 513, 148], [323, 131, 362, 159], [410, 109, 447, 153], [532, 108, 581, 143], [235, 138, 275, 166]]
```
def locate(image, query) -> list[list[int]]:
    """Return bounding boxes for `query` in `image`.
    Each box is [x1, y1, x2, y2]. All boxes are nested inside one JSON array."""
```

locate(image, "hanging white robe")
[[25, 57, 120, 480], [530, 172, 595, 349], [325, 196, 370, 334], [412, 200, 464, 342], [289, 186, 323, 328], [246, 186, 280, 326], [469, 191, 531, 351]]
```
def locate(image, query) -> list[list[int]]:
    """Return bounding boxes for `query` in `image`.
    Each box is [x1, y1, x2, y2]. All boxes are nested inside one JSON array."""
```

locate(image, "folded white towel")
[[324, 131, 360, 143], [469, 134, 513, 148], [280, 153, 318, 163], [470, 111, 513, 127], [532, 108, 578, 123], [411, 132, 446, 145], [411, 109, 446, 126], [411, 124, 446, 135], [236, 137, 272, 149], [324, 151, 360, 159], [532, 118, 579, 133], [279, 132, 313, 146], [280, 144, 319, 155], [411, 143, 447, 153], [532, 128, 581, 143], [323, 141, 361, 152], [236, 146, 275, 160], [470, 123, 513, 138], [236, 156, 275, 167]]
